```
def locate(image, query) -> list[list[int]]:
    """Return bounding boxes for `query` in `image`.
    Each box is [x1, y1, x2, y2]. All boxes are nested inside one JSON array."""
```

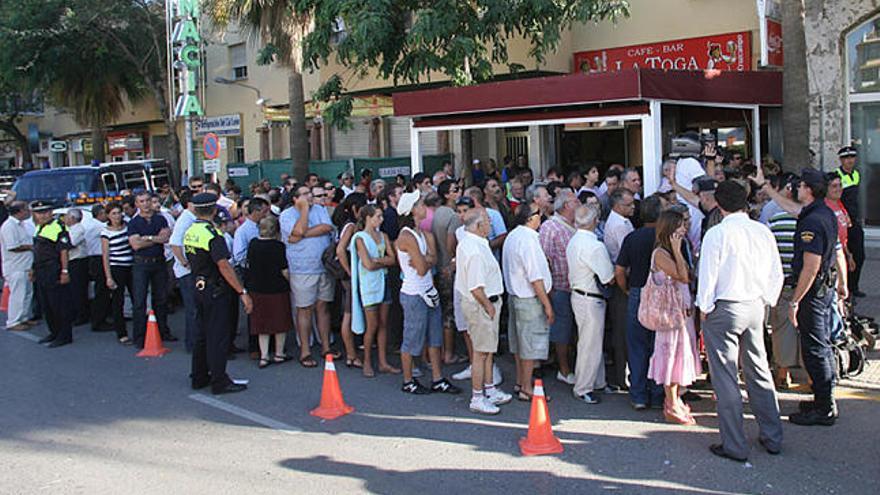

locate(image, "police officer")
[[834, 146, 863, 297], [30, 201, 74, 348], [185, 193, 253, 395], [788, 168, 848, 426]]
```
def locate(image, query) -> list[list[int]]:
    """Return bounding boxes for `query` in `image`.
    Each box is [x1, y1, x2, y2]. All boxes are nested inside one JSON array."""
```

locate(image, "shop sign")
[[758, 0, 783, 67], [195, 114, 242, 136], [573, 31, 751, 74], [170, 0, 204, 118], [48, 141, 67, 153], [766, 19, 783, 66]]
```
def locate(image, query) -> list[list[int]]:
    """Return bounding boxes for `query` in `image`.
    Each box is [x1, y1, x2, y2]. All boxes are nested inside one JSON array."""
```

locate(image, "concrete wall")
[[804, 0, 880, 171]]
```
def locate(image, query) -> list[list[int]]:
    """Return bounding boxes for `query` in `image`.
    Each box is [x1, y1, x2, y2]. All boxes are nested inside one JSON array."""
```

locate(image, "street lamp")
[[213, 76, 269, 106]]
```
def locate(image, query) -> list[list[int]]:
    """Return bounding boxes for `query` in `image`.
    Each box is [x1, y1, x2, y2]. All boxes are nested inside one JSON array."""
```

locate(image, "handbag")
[[638, 250, 686, 332], [322, 223, 351, 280]]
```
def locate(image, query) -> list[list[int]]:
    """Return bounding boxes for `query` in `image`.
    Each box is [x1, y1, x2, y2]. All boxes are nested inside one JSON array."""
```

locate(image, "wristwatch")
[[789, 301, 799, 308], [239, 288, 248, 296], [61, 269, 69, 274]]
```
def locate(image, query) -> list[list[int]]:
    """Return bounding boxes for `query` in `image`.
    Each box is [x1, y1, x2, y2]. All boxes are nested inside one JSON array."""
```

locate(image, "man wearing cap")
[[834, 146, 864, 298], [788, 169, 848, 426], [30, 201, 74, 347], [185, 193, 253, 395]]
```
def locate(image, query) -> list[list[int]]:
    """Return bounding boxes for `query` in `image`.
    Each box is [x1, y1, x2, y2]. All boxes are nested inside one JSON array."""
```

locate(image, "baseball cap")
[[397, 191, 421, 216], [800, 167, 827, 189]]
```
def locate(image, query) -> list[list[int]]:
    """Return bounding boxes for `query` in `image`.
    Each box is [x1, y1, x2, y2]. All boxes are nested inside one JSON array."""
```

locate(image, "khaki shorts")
[[291, 272, 335, 308], [462, 296, 501, 354], [507, 295, 550, 360]]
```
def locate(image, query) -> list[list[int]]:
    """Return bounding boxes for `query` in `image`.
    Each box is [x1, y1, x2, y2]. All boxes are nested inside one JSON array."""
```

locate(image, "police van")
[[10, 159, 176, 206]]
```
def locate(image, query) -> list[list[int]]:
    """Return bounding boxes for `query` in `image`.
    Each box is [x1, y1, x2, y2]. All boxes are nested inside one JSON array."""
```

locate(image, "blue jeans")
[[178, 273, 200, 352], [626, 287, 664, 405], [132, 259, 170, 347]]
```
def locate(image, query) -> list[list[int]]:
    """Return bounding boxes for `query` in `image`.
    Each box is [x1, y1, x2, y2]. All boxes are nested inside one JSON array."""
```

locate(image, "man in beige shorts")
[[455, 209, 512, 415]]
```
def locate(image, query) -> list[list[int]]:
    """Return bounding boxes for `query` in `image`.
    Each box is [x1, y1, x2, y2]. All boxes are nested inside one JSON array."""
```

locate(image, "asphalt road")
[[1, 260, 879, 494]]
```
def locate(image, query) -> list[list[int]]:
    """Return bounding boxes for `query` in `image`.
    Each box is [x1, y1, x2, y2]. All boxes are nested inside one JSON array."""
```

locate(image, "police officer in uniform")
[[788, 169, 848, 426], [31, 201, 74, 348], [185, 193, 253, 394], [834, 146, 863, 298]]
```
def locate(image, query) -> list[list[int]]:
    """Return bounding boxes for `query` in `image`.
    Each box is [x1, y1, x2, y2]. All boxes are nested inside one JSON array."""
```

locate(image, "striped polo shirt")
[[768, 211, 797, 285], [101, 226, 134, 267]]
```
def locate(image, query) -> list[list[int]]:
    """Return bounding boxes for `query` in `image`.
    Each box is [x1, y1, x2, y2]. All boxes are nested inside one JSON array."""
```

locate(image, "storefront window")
[[847, 14, 880, 224]]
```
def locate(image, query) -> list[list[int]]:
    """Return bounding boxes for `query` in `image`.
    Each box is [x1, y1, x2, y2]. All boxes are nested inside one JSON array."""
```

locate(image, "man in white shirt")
[[603, 189, 635, 262], [63, 208, 90, 326], [567, 205, 615, 405], [0, 201, 35, 331], [169, 192, 199, 352], [603, 187, 635, 390], [502, 204, 554, 400], [456, 209, 512, 415], [697, 180, 784, 463], [84, 204, 110, 331]]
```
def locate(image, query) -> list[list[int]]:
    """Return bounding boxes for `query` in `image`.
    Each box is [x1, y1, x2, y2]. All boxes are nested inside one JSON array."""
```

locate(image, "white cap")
[[397, 191, 421, 216]]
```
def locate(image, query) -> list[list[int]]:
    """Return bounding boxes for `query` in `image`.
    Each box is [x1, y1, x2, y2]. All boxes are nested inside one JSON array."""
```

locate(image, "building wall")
[[804, 0, 879, 170]]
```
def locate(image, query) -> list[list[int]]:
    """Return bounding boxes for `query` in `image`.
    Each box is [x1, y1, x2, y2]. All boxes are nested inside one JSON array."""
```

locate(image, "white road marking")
[[189, 393, 302, 434]]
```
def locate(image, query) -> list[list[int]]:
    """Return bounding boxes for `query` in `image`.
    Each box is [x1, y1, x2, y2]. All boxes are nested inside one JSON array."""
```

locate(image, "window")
[[227, 136, 245, 163], [230, 43, 247, 80]]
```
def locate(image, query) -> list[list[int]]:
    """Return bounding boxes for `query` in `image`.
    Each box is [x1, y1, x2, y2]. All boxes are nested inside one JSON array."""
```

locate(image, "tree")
[[0, 78, 37, 167], [205, 0, 311, 180], [782, 0, 810, 171]]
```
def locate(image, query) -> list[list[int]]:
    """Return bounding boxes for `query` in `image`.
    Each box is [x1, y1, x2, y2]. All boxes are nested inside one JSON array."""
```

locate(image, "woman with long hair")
[[101, 202, 134, 345], [350, 204, 400, 377], [647, 210, 701, 425], [333, 192, 368, 368]]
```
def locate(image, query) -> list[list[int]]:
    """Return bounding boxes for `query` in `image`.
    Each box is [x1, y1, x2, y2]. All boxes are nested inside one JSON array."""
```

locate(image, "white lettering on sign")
[[195, 114, 242, 137], [379, 166, 411, 177], [228, 167, 249, 177], [203, 158, 221, 174]]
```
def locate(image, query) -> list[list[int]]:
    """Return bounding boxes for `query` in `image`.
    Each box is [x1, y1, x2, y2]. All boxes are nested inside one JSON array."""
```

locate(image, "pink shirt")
[[539, 215, 576, 292]]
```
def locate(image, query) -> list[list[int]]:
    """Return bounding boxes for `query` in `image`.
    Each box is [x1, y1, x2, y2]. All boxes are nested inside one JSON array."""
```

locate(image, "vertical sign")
[[169, 0, 204, 118], [757, 0, 783, 67]]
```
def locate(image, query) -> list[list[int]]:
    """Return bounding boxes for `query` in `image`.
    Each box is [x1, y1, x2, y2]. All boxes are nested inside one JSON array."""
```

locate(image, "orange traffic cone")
[[519, 379, 564, 456], [0, 284, 9, 312], [136, 310, 170, 357], [310, 354, 354, 420]]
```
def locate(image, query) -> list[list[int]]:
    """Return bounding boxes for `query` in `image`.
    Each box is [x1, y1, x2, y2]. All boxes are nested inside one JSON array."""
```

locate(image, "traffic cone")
[[136, 310, 170, 357], [519, 379, 564, 456], [0, 284, 9, 312], [310, 354, 354, 420]]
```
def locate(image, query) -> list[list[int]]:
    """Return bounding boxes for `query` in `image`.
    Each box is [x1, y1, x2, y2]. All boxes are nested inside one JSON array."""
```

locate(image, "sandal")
[[516, 390, 552, 402], [299, 356, 318, 368], [272, 354, 293, 364], [345, 357, 363, 369], [259, 358, 271, 369], [118, 336, 132, 345]]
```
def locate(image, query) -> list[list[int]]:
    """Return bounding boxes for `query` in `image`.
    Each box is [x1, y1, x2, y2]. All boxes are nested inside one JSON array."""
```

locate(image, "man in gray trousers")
[[696, 180, 785, 462]]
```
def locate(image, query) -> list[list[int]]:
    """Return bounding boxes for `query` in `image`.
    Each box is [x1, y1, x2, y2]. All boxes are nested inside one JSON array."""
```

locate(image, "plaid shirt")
[[539, 215, 576, 292]]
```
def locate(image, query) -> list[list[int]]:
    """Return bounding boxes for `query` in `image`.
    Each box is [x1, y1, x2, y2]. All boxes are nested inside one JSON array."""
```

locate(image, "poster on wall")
[[573, 31, 751, 74]]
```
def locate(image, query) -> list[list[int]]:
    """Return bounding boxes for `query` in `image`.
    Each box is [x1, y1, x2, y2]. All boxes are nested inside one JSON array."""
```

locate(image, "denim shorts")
[[400, 292, 443, 355], [549, 290, 574, 344]]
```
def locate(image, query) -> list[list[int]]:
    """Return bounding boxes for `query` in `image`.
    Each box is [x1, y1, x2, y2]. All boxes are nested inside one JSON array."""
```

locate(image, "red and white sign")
[[766, 19, 783, 67], [573, 31, 752, 74]]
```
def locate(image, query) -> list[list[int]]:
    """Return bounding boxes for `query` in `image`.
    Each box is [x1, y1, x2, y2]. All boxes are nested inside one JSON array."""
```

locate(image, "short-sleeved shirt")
[[455, 230, 503, 301], [33, 218, 72, 274], [502, 226, 552, 298], [101, 226, 133, 267], [769, 211, 797, 284], [1, 217, 35, 274], [824, 198, 850, 249], [169, 209, 197, 278], [246, 238, 289, 294], [232, 218, 260, 267], [279, 205, 333, 274], [431, 206, 460, 269], [792, 199, 838, 278], [615, 227, 656, 289], [184, 220, 230, 288], [127, 213, 169, 258], [539, 215, 576, 292], [567, 229, 614, 294]]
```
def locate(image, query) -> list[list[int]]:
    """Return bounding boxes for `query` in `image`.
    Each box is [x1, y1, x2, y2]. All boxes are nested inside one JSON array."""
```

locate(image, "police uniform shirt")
[[33, 218, 72, 274], [835, 167, 860, 222], [791, 199, 838, 278], [184, 220, 230, 288]]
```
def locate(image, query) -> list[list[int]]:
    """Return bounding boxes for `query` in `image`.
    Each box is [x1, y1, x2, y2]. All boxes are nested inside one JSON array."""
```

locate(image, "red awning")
[[392, 69, 782, 119]]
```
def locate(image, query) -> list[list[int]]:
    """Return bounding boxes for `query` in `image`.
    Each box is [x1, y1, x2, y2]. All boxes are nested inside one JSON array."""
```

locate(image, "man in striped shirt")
[[767, 175, 799, 389]]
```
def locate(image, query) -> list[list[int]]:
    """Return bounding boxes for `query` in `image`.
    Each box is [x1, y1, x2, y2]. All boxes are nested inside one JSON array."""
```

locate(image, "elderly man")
[[0, 201, 35, 331], [697, 180, 784, 462], [280, 185, 336, 367], [568, 204, 615, 404], [603, 189, 635, 263], [526, 184, 553, 218], [232, 197, 269, 357], [502, 204, 554, 401], [539, 189, 579, 385], [63, 208, 90, 326], [621, 168, 643, 227], [369, 179, 386, 204], [456, 209, 512, 414]]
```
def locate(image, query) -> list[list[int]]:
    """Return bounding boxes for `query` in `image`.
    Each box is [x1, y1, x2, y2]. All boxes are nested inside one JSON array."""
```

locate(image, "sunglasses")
[[313, 193, 326, 198]]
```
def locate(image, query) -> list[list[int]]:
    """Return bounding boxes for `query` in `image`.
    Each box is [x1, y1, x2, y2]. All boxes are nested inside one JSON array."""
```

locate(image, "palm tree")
[[205, 0, 310, 180], [782, 0, 810, 170]]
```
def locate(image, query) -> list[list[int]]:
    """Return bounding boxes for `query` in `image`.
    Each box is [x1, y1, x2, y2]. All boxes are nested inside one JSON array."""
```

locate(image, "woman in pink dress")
[[647, 210, 702, 425]]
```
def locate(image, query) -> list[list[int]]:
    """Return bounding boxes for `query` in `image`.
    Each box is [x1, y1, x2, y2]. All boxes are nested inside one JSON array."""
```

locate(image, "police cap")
[[192, 192, 218, 208], [30, 200, 55, 213], [800, 167, 827, 189], [837, 146, 857, 158]]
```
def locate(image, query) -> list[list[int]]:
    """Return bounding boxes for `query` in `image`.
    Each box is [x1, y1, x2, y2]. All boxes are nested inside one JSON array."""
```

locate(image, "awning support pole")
[[410, 120, 423, 175], [752, 105, 761, 168], [641, 100, 663, 195]]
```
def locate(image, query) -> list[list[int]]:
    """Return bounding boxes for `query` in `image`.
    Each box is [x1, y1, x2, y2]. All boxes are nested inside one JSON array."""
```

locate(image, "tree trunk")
[[91, 125, 106, 163], [781, 0, 810, 171], [288, 70, 309, 180], [0, 117, 31, 167]]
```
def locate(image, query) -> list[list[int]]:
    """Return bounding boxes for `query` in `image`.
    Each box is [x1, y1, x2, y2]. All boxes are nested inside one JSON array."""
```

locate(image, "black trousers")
[[88, 256, 111, 327], [108, 265, 134, 339], [132, 259, 170, 347], [69, 257, 90, 324], [192, 285, 234, 392], [847, 223, 865, 294], [797, 285, 835, 411], [34, 272, 73, 343]]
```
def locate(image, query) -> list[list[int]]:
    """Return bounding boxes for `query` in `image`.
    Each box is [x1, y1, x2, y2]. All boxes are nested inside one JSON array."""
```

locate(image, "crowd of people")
[[0, 144, 868, 460]]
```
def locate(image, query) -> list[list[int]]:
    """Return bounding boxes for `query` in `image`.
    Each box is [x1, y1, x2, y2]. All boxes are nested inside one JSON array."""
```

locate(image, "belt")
[[573, 288, 604, 300], [488, 295, 500, 303], [134, 255, 163, 263]]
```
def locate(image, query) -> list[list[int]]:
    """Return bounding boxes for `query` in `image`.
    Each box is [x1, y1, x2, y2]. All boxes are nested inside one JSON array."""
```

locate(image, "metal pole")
[[185, 117, 194, 182]]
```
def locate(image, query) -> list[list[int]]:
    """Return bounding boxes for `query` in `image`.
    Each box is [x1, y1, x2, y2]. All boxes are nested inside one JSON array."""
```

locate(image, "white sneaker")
[[556, 371, 575, 385], [485, 387, 513, 405], [469, 396, 500, 415], [492, 363, 503, 386], [452, 365, 472, 381]]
